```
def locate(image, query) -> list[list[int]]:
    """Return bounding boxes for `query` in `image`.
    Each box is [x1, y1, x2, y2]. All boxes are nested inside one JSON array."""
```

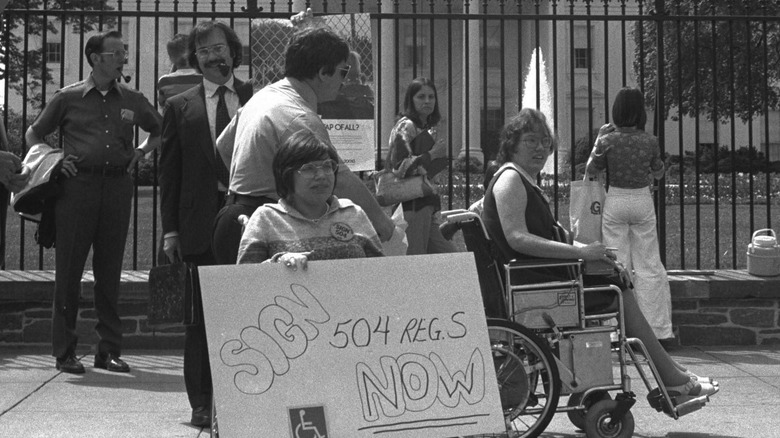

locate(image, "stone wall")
[[0, 270, 185, 349], [668, 270, 780, 346], [2, 269, 779, 348]]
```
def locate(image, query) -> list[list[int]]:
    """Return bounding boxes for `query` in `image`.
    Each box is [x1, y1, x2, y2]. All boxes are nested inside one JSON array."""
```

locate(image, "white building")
[[4, 0, 778, 165]]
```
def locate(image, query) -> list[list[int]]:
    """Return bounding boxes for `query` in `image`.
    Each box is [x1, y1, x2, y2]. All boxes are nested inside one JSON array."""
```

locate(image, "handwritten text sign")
[[199, 253, 504, 437]]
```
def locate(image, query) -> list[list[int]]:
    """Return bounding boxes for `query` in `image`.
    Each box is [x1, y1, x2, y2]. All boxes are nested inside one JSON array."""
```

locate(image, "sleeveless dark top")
[[483, 164, 570, 283], [483, 164, 618, 312]]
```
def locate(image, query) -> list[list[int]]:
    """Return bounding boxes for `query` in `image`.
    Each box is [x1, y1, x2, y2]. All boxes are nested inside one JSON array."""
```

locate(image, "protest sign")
[[199, 253, 504, 437]]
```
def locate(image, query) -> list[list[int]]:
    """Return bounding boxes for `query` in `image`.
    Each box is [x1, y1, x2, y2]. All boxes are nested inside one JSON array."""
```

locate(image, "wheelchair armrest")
[[506, 258, 583, 270]]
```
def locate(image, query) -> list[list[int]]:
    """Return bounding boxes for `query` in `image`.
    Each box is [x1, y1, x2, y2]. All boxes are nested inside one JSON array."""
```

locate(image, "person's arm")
[[649, 136, 666, 180], [585, 123, 614, 176], [494, 170, 608, 262], [236, 211, 272, 264], [333, 168, 394, 242], [158, 102, 183, 263]]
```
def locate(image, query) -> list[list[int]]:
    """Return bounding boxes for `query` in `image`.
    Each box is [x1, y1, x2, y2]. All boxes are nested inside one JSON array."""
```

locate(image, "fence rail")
[[2, 0, 779, 271]]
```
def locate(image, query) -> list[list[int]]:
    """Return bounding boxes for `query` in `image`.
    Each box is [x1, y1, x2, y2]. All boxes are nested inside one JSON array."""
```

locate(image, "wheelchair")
[[440, 209, 714, 438]]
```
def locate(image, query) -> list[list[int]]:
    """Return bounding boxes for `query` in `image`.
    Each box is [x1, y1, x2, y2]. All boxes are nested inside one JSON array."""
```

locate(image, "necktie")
[[214, 85, 231, 187]]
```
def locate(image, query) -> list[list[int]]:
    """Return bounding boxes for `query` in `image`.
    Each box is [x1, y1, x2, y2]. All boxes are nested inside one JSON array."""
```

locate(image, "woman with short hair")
[[237, 130, 383, 267]]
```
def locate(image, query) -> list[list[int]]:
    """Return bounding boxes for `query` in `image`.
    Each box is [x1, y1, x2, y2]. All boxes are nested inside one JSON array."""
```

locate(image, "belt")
[[225, 193, 275, 209], [76, 165, 127, 177]]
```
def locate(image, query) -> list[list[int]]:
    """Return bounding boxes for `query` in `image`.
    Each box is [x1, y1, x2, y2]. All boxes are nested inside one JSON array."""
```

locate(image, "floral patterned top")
[[586, 127, 664, 189]]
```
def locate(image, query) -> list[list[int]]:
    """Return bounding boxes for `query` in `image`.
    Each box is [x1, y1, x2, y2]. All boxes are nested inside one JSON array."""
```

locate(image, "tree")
[[634, 0, 780, 122], [0, 0, 114, 108]]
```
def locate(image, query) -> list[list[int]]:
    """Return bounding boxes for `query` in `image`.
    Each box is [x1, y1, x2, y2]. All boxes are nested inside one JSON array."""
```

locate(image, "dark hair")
[[84, 31, 123, 67], [284, 27, 350, 80], [483, 160, 500, 189], [273, 130, 339, 200], [400, 77, 441, 128], [611, 87, 646, 128], [495, 108, 556, 165], [187, 21, 243, 73], [167, 34, 191, 70]]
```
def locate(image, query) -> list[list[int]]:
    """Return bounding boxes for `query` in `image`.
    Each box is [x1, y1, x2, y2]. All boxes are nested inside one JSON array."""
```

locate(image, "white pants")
[[602, 187, 673, 339]]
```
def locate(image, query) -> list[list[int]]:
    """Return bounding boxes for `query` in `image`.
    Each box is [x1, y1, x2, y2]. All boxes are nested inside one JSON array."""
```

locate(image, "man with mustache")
[[158, 20, 253, 428], [24, 30, 162, 375]]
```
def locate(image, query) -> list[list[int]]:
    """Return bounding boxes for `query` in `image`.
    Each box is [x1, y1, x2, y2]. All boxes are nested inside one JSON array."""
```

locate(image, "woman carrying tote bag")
[[585, 87, 672, 342], [385, 77, 455, 255]]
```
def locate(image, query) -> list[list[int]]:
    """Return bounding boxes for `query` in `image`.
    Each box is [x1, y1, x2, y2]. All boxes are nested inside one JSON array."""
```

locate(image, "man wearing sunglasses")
[[213, 26, 394, 265], [24, 31, 162, 375], [158, 20, 253, 428]]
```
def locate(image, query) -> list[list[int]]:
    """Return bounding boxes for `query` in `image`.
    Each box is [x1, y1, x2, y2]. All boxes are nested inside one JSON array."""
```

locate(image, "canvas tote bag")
[[569, 173, 606, 244]]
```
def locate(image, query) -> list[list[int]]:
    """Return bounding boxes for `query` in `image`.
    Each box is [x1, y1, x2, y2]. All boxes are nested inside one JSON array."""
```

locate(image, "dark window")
[[45, 42, 62, 63], [574, 48, 590, 69]]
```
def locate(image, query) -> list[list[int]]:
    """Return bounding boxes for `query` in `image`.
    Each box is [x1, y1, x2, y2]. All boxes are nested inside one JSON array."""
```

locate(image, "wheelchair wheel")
[[583, 399, 635, 438], [485, 319, 560, 438], [566, 391, 611, 431]]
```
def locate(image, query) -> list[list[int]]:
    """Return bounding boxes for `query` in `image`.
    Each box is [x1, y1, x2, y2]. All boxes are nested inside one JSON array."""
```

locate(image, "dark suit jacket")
[[160, 79, 253, 256]]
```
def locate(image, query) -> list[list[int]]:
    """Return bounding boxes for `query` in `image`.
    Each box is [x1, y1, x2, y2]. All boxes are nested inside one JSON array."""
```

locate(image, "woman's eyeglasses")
[[195, 44, 229, 58], [519, 136, 552, 150], [297, 159, 338, 178]]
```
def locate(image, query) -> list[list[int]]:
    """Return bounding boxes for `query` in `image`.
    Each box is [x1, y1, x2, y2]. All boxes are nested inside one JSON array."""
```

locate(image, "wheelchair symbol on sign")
[[289, 406, 328, 438]]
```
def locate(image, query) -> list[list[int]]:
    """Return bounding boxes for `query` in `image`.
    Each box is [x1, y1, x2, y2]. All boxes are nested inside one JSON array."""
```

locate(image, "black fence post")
[[654, 0, 667, 264]]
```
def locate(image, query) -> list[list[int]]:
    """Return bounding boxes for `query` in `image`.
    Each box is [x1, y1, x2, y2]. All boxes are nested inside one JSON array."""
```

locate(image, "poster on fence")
[[251, 13, 376, 171], [199, 253, 505, 438]]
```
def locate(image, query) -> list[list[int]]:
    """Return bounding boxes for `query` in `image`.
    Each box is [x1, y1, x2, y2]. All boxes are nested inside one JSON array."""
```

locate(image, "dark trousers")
[[1, 186, 8, 269], [212, 198, 271, 264], [183, 250, 216, 410], [52, 174, 133, 359]]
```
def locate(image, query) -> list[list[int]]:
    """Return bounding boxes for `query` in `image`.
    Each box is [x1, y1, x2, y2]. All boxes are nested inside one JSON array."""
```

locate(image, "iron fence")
[[1, 0, 779, 271]]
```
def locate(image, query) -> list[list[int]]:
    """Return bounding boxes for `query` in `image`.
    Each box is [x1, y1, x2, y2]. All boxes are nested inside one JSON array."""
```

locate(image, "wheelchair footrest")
[[647, 388, 710, 418]]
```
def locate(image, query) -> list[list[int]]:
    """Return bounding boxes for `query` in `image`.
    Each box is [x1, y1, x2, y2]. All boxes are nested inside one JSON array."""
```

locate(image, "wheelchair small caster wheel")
[[566, 391, 611, 431], [584, 399, 635, 438]]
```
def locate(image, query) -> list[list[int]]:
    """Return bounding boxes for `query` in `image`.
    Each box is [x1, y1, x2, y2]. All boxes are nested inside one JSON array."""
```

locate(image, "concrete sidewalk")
[[1, 345, 778, 437]]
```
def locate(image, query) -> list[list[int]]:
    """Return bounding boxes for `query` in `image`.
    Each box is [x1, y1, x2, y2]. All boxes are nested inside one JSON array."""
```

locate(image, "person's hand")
[[290, 8, 313, 27], [277, 252, 311, 271], [126, 148, 145, 173], [60, 154, 80, 177], [374, 214, 395, 242], [163, 235, 181, 263], [6, 166, 30, 192], [429, 139, 448, 160], [0, 150, 22, 187], [579, 242, 613, 263], [597, 122, 615, 138]]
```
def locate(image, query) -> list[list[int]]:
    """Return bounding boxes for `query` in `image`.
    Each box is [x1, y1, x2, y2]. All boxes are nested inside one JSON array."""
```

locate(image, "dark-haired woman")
[[585, 87, 673, 341], [386, 77, 455, 255], [237, 130, 383, 267], [484, 108, 718, 403]]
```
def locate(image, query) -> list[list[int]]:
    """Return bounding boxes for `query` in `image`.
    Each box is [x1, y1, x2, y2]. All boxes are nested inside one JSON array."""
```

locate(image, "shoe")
[[55, 354, 85, 374], [94, 353, 130, 372], [686, 371, 719, 387], [191, 406, 212, 428], [665, 376, 720, 399]]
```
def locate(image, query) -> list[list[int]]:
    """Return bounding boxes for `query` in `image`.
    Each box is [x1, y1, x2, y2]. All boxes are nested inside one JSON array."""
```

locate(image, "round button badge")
[[330, 222, 354, 241]]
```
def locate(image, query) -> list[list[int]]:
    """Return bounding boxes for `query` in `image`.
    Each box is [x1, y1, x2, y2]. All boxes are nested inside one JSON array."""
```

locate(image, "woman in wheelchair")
[[482, 108, 719, 403], [236, 130, 384, 267]]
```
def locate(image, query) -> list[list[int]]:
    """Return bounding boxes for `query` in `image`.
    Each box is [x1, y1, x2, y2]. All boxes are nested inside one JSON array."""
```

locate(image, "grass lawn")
[[2, 188, 774, 271]]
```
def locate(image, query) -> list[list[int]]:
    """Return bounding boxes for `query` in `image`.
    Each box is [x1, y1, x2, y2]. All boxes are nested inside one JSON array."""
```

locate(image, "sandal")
[[686, 372, 719, 387], [665, 376, 720, 399]]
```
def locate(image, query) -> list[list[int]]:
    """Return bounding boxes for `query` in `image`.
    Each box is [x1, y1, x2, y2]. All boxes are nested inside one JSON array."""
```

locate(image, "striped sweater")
[[236, 196, 384, 264]]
